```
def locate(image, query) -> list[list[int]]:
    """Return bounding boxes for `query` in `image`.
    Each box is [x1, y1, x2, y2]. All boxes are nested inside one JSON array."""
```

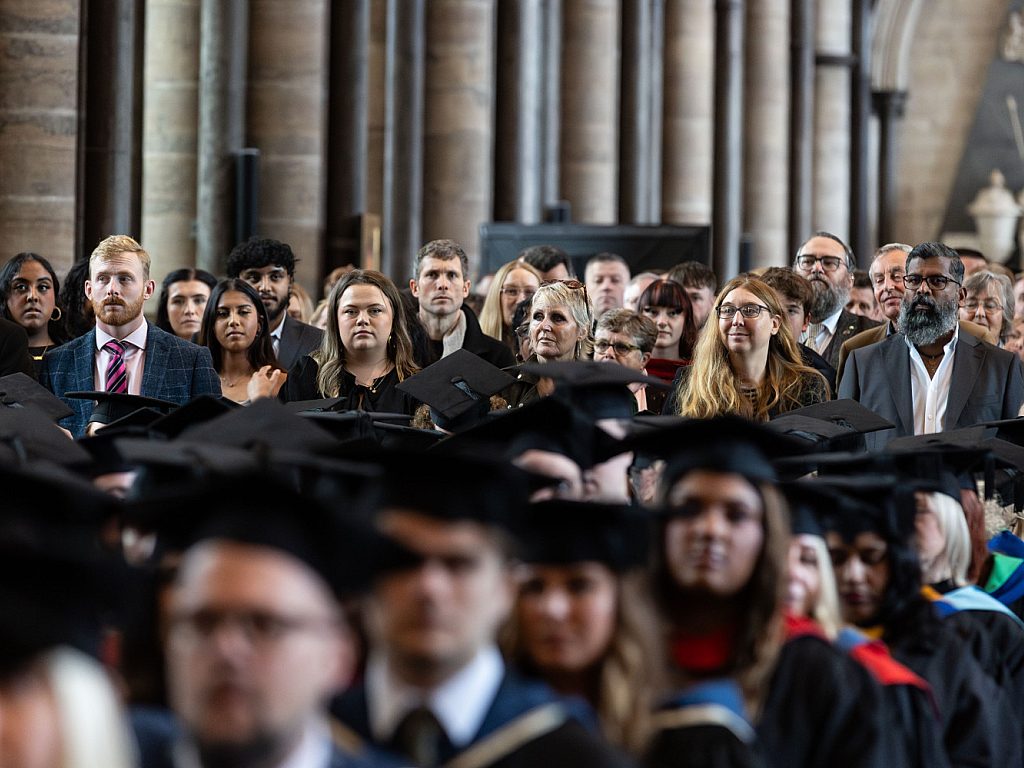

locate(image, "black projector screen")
[[478, 223, 711, 277]]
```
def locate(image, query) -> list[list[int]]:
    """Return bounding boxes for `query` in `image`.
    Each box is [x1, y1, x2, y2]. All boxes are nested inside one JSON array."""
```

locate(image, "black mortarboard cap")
[[518, 360, 668, 420], [178, 398, 340, 454], [0, 460, 122, 526], [886, 432, 997, 501], [770, 399, 893, 452], [147, 395, 240, 439], [779, 481, 834, 537], [809, 474, 917, 542], [518, 500, 652, 571], [0, 408, 92, 466], [0, 372, 73, 421], [66, 391, 177, 428], [396, 349, 515, 431]]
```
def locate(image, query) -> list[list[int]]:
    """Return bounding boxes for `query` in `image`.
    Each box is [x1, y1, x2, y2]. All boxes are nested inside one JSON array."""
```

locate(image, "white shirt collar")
[[366, 645, 505, 748], [271, 315, 286, 341], [821, 306, 844, 334], [96, 320, 148, 351]]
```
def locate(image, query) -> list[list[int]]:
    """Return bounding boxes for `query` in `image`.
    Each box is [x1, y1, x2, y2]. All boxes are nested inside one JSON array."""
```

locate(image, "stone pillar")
[[813, 0, 852, 238], [365, 1, 388, 226], [247, 0, 329, 292], [422, 0, 495, 280], [713, 0, 745, 280], [78, 0, 144, 262], [743, 0, 789, 267], [849, 0, 871, 264], [560, 0, 620, 224], [324, 1, 370, 271], [662, 0, 714, 227], [196, 0, 247, 275], [874, 89, 906, 246], [542, 0, 562, 209], [620, 0, 658, 224], [494, 0, 545, 224], [0, 2, 80, 273], [382, 0, 425, 281], [141, 0, 200, 285], [788, 0, 814, 254]]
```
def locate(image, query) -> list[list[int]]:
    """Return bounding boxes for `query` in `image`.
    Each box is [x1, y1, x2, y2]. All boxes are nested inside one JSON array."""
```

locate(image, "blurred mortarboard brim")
[[519, 360, 667, 420], [770, 399, 893, 452], [519, 500, 651, 571], [0, 408, 92, 466], [396, 349, 514, 432], [178, 398, 340, 454], [66, 391, 177, 428], [0, 372, 73, 422], [148, 395, 239, 439]]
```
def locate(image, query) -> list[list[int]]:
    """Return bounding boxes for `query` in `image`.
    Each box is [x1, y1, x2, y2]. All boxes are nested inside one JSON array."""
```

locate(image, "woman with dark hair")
[[637, 279, 697, 383], [644, 417, 890, 767], [281, 269, 419, 414], [198, 279, 285, 403], [59, 259, 94, 340], [156, 268, 218, 341], [0, 252, 67, 361]]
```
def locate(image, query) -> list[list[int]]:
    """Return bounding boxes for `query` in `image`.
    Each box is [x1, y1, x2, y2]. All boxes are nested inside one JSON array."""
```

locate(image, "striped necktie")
[[805, 322, 824, 352], [103, 340, 128, 393]]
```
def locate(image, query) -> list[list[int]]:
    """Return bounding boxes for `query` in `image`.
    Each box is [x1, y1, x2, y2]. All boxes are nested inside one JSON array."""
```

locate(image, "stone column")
[[494, 0, 545, 224], [874, 90, 907, 246], [78, 0, 144, 261], [849, 0, 871, 264], [196, 0, 247, 275], [141, 0, 200, 285], [788, 0, 814, 254], [382, 0, 425, 281], [247, 0, 329, 292], [0, 1, 81, 273], [422, 0, 495, 280], [324, 1, 370, 271], [365, 1, 388, 225], [743, 0, 789, 267], [542, 0, 562, 209], [560, 0, 620, 224], [813, 0, 852, 238], [620, 0, 657, 224], [662, 0, 714, 227], [713, 0, 745, 280]]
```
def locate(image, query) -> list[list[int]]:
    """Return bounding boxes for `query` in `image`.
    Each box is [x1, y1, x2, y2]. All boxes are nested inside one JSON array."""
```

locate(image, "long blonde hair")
[[313, 269, 419, 397], [677, 276, 828, 420], [479, 260, 542, 341]]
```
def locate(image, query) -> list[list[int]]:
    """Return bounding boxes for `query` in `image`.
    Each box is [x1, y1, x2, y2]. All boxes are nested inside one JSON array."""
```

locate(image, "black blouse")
[[281, 355, 419, 416]]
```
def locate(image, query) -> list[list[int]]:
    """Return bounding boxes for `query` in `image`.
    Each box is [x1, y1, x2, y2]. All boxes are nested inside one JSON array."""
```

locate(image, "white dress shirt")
[[907, 326, 959, 435], [271, 315, 285, 356], [805, 307, 843, 353], [95, 322, 148, 395], [366, 645, 505, 749]]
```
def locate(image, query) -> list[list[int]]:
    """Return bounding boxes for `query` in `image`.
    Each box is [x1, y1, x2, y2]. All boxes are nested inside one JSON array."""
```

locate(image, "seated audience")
[[478, 259, 542, 353], [0, 251, 68, 363], [593, 308, 662, 412], [637, 279, 697, 383], [959, 270, 1014, 347], [156, 268, 217, 341]]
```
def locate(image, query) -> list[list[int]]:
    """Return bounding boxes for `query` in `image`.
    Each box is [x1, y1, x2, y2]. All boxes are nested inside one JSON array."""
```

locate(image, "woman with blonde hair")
[[506, 279, 594, 406], [479, 259, 542, 351], [281, 269, 419, 414], [669, 275, 828, 419]]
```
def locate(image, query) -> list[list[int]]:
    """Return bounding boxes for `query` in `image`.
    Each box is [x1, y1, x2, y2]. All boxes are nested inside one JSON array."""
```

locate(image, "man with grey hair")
[[793, 231, 880, 369], [839, 242, 1024, 449]]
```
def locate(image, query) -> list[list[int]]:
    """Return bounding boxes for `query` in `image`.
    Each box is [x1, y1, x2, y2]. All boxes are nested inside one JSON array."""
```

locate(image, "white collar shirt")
[[906, 326, 959, 435]]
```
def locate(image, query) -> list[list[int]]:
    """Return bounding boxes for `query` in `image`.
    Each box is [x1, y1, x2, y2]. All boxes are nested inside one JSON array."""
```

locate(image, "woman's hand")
[[247, 365, 288, 401]]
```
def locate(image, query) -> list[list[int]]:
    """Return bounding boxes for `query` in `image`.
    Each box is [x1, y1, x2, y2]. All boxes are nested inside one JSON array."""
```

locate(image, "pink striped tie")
[[103, 340, 128, 394]]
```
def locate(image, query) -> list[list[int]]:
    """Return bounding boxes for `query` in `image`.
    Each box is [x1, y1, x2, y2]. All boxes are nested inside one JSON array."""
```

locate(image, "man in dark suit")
[[839, 242, 1024, 450], [38, 235, 220, 437], [409, 239, 515, 368], [793, 231, 880, 369], [227, 237, 324, 371]]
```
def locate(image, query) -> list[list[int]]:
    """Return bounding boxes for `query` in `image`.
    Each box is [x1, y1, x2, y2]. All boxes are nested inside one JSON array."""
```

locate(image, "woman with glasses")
[[593, 308, 664, 412], [507, 279, 594, 406], [958, 270, 1014, 347], [668, 276, 828, 418], [637, 278, 698, 384], [479, 259, 542, 354]]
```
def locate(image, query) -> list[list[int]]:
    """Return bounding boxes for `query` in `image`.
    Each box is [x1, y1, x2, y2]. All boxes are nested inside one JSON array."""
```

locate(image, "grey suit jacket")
[[819, 309, 881, 370], [838, 329, 1024, 450], [38, 323, 221, 437], [277, 314, 324, 371]]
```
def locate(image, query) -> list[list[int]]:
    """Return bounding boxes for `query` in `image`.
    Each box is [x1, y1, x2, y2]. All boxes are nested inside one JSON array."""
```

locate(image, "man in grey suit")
[[226, 237, 324, 371], [38, 235, 221, 437], [839, 241, 1024, 449], [793, 231, 881, 369]]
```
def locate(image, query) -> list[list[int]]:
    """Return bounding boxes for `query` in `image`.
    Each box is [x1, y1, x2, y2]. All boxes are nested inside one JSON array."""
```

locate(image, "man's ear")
[[143, 279, 156, 300], [409, 278, 420, 297]]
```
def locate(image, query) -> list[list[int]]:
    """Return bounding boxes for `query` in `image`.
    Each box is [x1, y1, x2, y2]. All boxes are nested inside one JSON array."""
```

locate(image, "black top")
[[282, 356, 419, 416]]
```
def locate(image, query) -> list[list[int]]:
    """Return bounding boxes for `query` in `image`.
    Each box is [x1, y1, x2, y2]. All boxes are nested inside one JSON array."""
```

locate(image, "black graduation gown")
[[282, 356, 419, 416], [331, 672, 630, 768], [883, 600, 1013, 768]]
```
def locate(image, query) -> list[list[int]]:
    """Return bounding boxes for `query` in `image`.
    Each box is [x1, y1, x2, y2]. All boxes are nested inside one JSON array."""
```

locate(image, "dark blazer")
[[459, 305, 516, 368], [38, 323, 221, 437], [819, 309, 881, 370], [0, 316, 36, 379], [278, 314, 324, 371], [838, 329, 1024, 450]]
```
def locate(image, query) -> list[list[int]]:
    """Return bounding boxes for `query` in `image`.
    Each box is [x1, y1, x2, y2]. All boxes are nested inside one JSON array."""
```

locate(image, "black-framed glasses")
[[903, 274, 961, 291], [795, 254, 845, 272], [594, 340, 642, 355], [716, 303, 771, 319]]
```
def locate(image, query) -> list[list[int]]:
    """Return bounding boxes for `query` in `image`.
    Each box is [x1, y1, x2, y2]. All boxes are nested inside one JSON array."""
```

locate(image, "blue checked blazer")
[[39, 323, 222, 437]]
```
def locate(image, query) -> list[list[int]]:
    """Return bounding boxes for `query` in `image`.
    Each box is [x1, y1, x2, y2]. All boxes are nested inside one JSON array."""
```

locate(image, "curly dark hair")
[[59, 259, 93, 340], [0, 252, 68, 344], [225, 237, 298, 278], [198, 279, 281, 375], [156, 268, 218, 335]]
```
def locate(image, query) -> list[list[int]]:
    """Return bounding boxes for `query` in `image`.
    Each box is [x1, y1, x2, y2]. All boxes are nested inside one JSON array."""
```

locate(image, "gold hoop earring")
[[50, 307, 62, 322]]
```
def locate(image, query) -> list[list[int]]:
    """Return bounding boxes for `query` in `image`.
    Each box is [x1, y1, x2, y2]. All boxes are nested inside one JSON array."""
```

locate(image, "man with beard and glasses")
[[793, 231, 880, 369], [839, 241, 1024, 449], [38, 235, 220, 437], [226, 237, 323, 371]]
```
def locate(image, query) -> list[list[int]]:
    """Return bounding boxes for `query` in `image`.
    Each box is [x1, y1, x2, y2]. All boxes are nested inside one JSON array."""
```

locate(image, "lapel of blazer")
[[140, 323, 167, 397], [946, 332, 984, 429], [880, 335, 914, 435], [73, 330, 98, 392], [277, 315, 298, 370]]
